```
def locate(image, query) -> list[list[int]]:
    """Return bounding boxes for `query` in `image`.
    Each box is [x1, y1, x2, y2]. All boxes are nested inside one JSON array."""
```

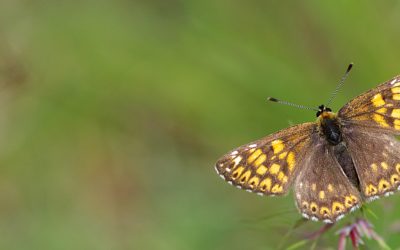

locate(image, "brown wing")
[[293, 134, 362, 223], [342, 128, 400, 201], [339, 75, 400, 134], [339, 75, 400, 200], [215, 122, 315, 196]]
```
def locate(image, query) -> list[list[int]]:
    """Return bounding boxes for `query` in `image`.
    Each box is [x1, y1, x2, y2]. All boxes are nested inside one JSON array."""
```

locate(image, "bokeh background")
[[1, 1, 400, 249]]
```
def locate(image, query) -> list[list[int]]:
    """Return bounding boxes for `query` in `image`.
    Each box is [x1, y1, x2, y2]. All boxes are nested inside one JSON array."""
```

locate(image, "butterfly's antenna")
[[326, 63, 354, 107], [267, 97, 319, 112]]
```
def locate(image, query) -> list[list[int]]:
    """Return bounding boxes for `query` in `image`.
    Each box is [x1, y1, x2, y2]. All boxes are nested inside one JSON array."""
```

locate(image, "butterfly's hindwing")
[[339, 75, 400, 134], [342, 129, 400, 201], [294, 134, 362, 223], [215, 123, 315, 196]]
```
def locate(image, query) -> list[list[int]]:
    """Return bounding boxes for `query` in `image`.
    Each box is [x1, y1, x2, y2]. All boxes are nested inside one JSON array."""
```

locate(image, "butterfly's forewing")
[[342, 129, 400, 200], [293, 134, 362, 223], [215, 123, 315, 196], [339, 75, 400, 134]]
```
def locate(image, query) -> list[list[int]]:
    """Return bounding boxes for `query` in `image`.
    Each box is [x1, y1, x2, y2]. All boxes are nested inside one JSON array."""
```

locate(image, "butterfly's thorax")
[[317, 111, 342, 145]]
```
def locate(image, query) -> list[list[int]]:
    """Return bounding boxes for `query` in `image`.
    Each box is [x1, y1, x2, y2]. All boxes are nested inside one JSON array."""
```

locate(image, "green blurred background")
[[0, 1, 400, 249]]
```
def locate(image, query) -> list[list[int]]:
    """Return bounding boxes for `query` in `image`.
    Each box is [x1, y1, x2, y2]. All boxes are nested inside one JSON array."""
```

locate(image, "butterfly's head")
[[316, 105, 335, 118]]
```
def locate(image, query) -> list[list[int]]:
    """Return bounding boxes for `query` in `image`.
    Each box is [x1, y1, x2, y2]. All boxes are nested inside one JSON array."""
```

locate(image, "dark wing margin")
[[339, 75, 400, 134], [293, 134, 362, 223], [215, 122, 315, 196]]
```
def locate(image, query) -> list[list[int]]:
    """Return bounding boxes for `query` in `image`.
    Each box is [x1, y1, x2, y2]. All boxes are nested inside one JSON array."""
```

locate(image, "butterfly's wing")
[[293, 134, 362, 223], [339, 75, 400, 134], [215, 122, 315, 196], [338, 75, 400, 200], [342, 129, 400, 201]]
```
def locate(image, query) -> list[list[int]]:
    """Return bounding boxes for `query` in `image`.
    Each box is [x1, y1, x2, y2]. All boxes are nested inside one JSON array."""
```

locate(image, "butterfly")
[[215, 64, 400, 223]]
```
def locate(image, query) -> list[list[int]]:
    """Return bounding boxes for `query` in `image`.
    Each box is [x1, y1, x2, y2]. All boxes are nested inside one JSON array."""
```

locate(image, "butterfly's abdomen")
[[318, 112, 342, 145], [334, 143, 360, 190]]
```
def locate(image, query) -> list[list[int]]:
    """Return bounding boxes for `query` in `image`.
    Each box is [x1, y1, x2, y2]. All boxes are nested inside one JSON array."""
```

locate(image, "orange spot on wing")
[[392, 109, 400, 118], [271, 140, 284, 154], [253, 154, 266, 167], [248, 176, 260, 189], [287, 152, 295, 172], [256, 165, 268, 175], [269, 164, 280, 175], [247, 149, 262, 164], [371, 93, 385, 107], [372, 114, 389, 127], [259, 178, 272, 192]]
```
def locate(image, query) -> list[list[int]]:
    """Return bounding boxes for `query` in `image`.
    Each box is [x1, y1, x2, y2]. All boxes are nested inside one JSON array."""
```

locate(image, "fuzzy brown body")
[[317, 111, 342, 145], [317, 111, 360, 191]]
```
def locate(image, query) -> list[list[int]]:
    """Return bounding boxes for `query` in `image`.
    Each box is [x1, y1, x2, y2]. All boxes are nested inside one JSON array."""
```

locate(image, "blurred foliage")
[[0, 0, 400, 249]]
